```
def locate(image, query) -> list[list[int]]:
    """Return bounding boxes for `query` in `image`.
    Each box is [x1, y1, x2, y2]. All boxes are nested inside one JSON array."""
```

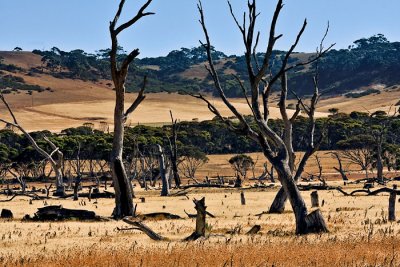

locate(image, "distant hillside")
[[1, 35, 400, 132], [1, 34, 400, 99]]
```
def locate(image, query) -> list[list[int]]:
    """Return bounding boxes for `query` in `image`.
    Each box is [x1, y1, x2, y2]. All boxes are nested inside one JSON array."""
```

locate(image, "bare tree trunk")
[[108, 0, 153, 219], [157, 145, 170, 196], [331, 152, 348, 183], [274, 163, 327, 234], [168, 111, 181, 187], [269, 186, 287, 213], [376, 136, 384, 183], [73, 176, 81, 201]]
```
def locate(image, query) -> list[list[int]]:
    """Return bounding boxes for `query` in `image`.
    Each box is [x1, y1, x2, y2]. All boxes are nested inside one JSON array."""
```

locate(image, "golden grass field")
[[0, 179, 400, 266], [0, 152, 399, 266]]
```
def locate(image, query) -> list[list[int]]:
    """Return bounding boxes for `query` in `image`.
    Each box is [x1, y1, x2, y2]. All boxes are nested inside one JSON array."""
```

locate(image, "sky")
[[1, 0, 399, 58]]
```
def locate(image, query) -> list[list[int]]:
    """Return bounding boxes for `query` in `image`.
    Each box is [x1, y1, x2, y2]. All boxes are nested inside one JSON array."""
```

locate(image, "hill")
[[0, 34, 400, 131]]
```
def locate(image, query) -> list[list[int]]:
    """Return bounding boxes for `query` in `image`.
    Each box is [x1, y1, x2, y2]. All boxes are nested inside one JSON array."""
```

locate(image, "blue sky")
[[1, 0, 399, 57]]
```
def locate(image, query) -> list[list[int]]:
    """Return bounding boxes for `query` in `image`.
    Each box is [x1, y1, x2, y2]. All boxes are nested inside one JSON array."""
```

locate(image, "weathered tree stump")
[[304, 210, 328, 233], [311, 191, 319, 208], [389, 185, 397, 222], [185, 197, 207, 241], [1, 209, 13, 219], [240, 191, 246, 205]]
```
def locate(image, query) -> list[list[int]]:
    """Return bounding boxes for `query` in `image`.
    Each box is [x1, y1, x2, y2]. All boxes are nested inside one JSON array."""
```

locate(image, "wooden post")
[[389, 185, 397, 222], [185, 197, 207, 241], [240, 191, 246, 205], [311, 191, 319, 208], [73, 176, 81, 201], [88, 186, 92, 202]]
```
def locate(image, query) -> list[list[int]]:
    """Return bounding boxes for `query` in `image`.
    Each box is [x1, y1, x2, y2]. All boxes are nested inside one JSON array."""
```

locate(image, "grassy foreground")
[[0, 184, 399, 266]]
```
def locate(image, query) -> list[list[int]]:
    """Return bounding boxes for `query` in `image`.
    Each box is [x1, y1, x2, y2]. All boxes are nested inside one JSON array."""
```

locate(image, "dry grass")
[[198, 151, 382, 179], [1, 181, 400, 266]]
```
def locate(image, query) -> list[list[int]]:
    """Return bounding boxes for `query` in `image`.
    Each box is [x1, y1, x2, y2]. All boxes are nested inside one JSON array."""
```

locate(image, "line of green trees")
[[1, 109, 399, 184]]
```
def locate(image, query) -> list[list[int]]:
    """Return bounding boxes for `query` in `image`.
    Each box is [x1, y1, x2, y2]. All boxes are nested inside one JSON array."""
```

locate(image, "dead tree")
[[195, 0, 332, 234], [109, 0, 154, 218], [166, 111, 181, 187], [0, 92, 65, 196], [310, 155, 325, 186], [329, 152, 349, 182], [268, 67, 327, 213], [156, 145, 170, 196]]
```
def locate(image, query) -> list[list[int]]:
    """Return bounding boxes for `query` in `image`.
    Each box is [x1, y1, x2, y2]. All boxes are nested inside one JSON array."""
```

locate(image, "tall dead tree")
[[195, 0, 333, 234], [167, 110, 181, 187], [330, 151, 349, 182], [156, 145, 170, 196], [0, 92, 65, 196], [109, 0, 154, 218]]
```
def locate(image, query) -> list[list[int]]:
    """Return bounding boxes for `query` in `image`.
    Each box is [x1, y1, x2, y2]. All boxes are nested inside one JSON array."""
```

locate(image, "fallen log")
[[60, 191, 115, 199], [181, 184, 234, 190], [137, 212, 182, 220], [122, 217, 166, 241], [347, 177, 392, 185], [24, 205, 100, 221], [298, 184, 336, 191], [336, 187, 400, 196], [169, 190, 189, 197], [0, 193, 45, 202]]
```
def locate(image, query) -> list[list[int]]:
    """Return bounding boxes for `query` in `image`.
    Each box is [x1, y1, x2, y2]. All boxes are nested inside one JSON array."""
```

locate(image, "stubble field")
[[1, 179, 399, 266]]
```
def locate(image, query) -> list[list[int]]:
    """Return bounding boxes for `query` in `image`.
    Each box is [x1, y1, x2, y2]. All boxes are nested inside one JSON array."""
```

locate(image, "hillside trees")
[[108, 0, 154, 219], [194, 0, 333, 234]]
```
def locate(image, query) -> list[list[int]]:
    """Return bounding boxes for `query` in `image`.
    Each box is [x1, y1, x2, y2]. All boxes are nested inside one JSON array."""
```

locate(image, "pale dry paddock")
[[198, 151, 391, 180], [1, 51, 400, 133], [1, 182, 400, 266]]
